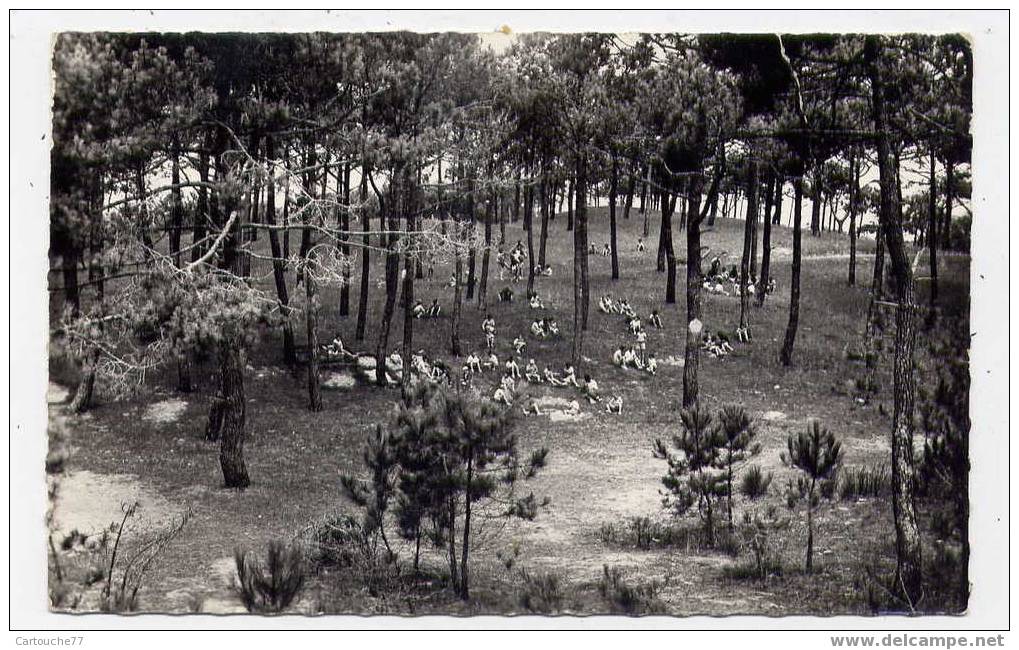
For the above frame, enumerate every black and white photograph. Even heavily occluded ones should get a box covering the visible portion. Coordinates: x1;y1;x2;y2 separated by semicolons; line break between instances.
8;7;1010;638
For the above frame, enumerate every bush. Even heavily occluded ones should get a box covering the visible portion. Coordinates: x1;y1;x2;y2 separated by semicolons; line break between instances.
740;465;773;500
310;514;398;597
517;568;565;614
597;565;666;615
235;540;306;614
598;516;713;552
839;465;890;500
726;511;786;581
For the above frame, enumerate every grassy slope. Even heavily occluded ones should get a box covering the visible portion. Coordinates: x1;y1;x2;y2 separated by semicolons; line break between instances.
60;205;970;615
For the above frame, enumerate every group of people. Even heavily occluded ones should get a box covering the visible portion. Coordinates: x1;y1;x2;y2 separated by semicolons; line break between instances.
701;329;736;358
703;255;778;298
496;241;528;282
530;316;561;339
611;345;658;376
598;294;664;376
411;298;443;319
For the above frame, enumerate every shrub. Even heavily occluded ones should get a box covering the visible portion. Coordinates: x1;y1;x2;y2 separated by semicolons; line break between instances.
311;514;398;597
517;568;565;614
653;406;726;546
597;565;666;615
740;465;773;500
99;503;192;613
782;421;843;573
235;539;306;614
839;465;890;500
726;511;786;581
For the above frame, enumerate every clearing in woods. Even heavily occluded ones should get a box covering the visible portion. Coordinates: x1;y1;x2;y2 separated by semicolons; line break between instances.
53;209;969;615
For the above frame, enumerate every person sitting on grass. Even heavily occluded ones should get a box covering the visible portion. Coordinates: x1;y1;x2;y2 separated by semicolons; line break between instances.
322;335;355;360
466;351;482;374
430;362;448;384
428;299;442;317
483;351;499;372
525;359;541;383
542;265;553;277
544;366;564;386
562;364;580;388
606;395;623;414
598;294;615;314
645;353;658;376
589;243;598;255
493;375;515;406
708;255;722;278
411;350;428;374
602;243;611;257
530;319;546;338
564;400;582;417
461;363;473;387
612;346;625;367
717;331;734;353
618;299;636;319
412;300;427;319
622;346;638;369
521;395;543;416
505;356;521;379
529;292;545;310
701;331;730;358
513;335;526;355
636;237;645;252
498;286;514;302
650;309;664;330
583;374;601;403
546;318;561;337
766;277;777;294
627;315;642;335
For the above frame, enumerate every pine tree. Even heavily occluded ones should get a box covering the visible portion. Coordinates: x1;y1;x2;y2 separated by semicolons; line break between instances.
782;421;843;572
653;407;728;547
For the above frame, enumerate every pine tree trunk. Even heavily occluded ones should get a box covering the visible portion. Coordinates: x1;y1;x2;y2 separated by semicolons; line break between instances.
478;183;493;309
757;176;776;308
572;153;589;368
305;256;323;412
340;161;351;317
264;136;296;365
780;177;804;366
849;150;859;287
927;147;939;306
193;149;210;262
459;460;473;600
375;172;401;387
566;177;574;232
525;168;537;295
809;169;822;237
806;487;815;572
513;169;521;224
451;252;463;356
609;156;620;280
682;176;705;409
739;161;758;332
356;166;371;341
622;159;636;220
943;159;955;250
538;165;550;268
662;187;677;303
867;35;923;604
218;345;250;489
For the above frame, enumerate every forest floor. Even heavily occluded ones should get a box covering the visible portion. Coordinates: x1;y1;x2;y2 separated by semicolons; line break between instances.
49;208;971;616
